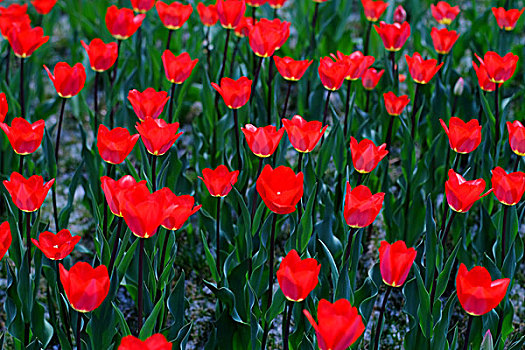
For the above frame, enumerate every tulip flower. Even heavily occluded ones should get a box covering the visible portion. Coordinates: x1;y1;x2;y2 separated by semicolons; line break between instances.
330;51;375;81
118;334;172;350
440;117;482;154
361;68;384;90
159;190;201;231
0;7;30;40
274;56;313;82
361;0;388;22
256;164;303;215
492;7;524;31
394;5;406;23
507;120;525;156
430;27;459;55
59;262;110;312
97;124;139;165
344;184;385;228
383;91;410;116
491;167;525;206
277;249;320;302
318;56;349;91
0;222;12;261
31;229;81;261
379;240;417;287
431;1;460;25
234;16;254;37
135;118;183;156
216;0;246;29
0;118;45;155
268;0;287;9
248;18;290;57
31;0;57;15
472;60;496;92
282;115;327;153
43;62;86;98
247;0;266;6
454;77;464;96
162;51;198;84
81;38;118;73
405;52;443;84
350;137;388;173
303;299;365;350
3;172;54;212
7;25;49;58
197;3;219;26
0;92;7;123
127;88;170;121
374;21;411;52
241;124;284;157
211;77;252;109
105;5;145;40
456;263;510;316
101;175;147;217
199;165;240;197
156;1;193;30
445;169;491;213
131;0;155;13
475;52;519;84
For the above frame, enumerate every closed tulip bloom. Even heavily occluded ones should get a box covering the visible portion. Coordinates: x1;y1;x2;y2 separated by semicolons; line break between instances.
393;5;406;23
118;334;172;350
330;51;375;81
3;172;54;212
318;56;349;91
379;240;417;287
234;17;254;37
304;299;365;350
439;117;482;154
445;169;491;213
135;118;183;156
105;5;145;40
507;120;525;156
431;1;460;25
211;77;252;109
162;50;198;84
374;21;411;52
0;6;30;40
7;25;49;58
216;0;246;29
491;167;525;206
405;52;443;84
274;56;313;82
97;124;139;165
156;1;193;30
344;184;384;228
383;92;410;116
268;0;287;9
0;92;7;123
492;7;524;30
43;62;86;98
248;18;290;57
199;165;239;197
197;3;219;26
31;0;57;14
0;118;45;155
361;68;384;90
277;249;320;302
59;262;110;313
472;61;496;92
350;137;388;173
256;164;303;215
0;222;12;261
241;124;284;157
131;0;155;13
282;115;327;153
361;0;388;22
128;88;170;121
157;189;201;231
456;263;510;316
31;229;81;260
431;27;459;54
475;52;519;84
101;175;147;217
81;39;118;72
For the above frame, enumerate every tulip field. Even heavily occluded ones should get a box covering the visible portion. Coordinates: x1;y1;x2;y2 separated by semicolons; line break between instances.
1;0;525;349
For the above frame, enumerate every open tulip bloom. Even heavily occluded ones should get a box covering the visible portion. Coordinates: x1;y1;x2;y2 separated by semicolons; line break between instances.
0;222;12;261
440;117;482;154
118;333;172;350
256;164;303;215
277;249;320;302
3;172;55;212
445;169;492;213
431;1;460;25
0;118;45;155
492;7;524;31
507;120;525;156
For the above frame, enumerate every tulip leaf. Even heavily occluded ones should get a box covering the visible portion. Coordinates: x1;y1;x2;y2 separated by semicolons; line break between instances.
139;298;164;340
431;292;457;349
297;183;317;253
434;238;461;303
112;302;131;337
318;239;339;293
42;126;57;178
424;195;438;289
414;265;431;338
200;230;219;282
30;301;53;348
58;161;83;229
167;270;186;334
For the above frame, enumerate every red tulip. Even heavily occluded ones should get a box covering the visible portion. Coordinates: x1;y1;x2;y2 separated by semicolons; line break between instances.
162;50;198;84
43;62;86;98
393;5;407;23
97;124;139;165
216;0;246;29
445;169;491;213
0;221;12;261
472;60;496;92
491;167;525;206
3;172;54;212
344;184;384;228
101;175;147;217
81;38;118;73
248;18;290;57
256;164;303;215
131;0;155;13
199;165;239;197
135;118;183;156
456;263;510;316
31;229;81;261
330;51;375;81
430;27;459;55
282;115;327;153
492;7;524;31
439;117;482;154
277;249;320;302
268;0;287;9
0;92;7;123
0;5;30;40
234;17;254;38
303;299;365;350
350;137;388;174
59;262;110;312
156;1;193;30
374;21;411;52
118;334;172;350
318;56;349;91
507;120;525;156
361;0;388;22
405;52;443;84
0;118;45;155
431;1;460;25
475;52;519;84
274;56;313;82
128;88;170;121
105;5;145;40
197;3;219;27
383;91;410;116
7;25;49;58
379;240;417;287
241;124;284;157
361;68;384;90
211;77;252;109
246;0;267;7
157;189;201;231
31;0;57;15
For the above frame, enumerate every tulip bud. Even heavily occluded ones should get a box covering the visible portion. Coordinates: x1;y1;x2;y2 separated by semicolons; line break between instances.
394;5;406;23
481;330;494;350
454;77;464;96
